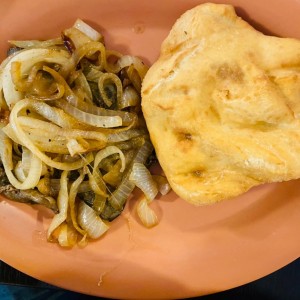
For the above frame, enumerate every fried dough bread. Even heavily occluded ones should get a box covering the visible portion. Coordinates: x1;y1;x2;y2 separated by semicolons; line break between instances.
142;3;300;205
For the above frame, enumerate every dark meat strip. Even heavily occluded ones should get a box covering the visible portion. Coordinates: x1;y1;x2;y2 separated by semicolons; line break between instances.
0;185;58;213
0;163;58;213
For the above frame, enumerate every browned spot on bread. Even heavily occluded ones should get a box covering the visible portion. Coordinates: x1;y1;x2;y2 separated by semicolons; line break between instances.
216;63;244;83
171;84;190;95
156;103;174;111
175;130;194;151
142;84;154;96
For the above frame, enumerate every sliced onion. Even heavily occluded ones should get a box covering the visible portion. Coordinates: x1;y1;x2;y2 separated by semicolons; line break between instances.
63;27;93;50
136;197;158;228
37;178;91;196
67;138;89;156
0;89;8;111
91;194;106;214
0;132;42;189
27;102;74;129
3;124;70;154
30;84;65;101
41;65;80;107
47;170;69;240
107;139;152;211
18;116;107;143
87;168;107;197
100;202;123;221
102;160;122;187
15;61;63;101
105;50;123;73
9;100;94;170
0;50;25;103
69;170;86;236
85;65;103;82
31;140;69;154
56;222;78;247
133;138;153;164
73;19;103;42
9;38;63;49
21;147;31;170
57;100;122;128
77;181;93;193
108;176;135;210
112;136;145;151
108;139;154;209
14;147;32;181
73;71;93;103
117;55;148;80
0;48;26;76
16;97;79;129
14;161;26;182
3;123;28;144
75;101;136;126
2;48;72;108
97;153;119;172
12;141;22;156
98;72;123;107
94;146;125;173
119;86;140;109
72;41;106;68
126;65;142;92
104;152;136;212
87;149;114;201
107;129;146;143
152;175;171;196
129;163;158;201
10;61;29;92
78;201;109;239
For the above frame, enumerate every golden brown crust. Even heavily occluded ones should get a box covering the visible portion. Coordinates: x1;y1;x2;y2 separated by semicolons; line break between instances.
142;3;300;205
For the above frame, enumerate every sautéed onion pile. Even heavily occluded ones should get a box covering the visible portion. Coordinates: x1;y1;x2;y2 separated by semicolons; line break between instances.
0;19;170;247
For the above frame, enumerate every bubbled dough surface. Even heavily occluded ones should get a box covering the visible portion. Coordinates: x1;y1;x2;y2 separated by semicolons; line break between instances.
142;3;300;205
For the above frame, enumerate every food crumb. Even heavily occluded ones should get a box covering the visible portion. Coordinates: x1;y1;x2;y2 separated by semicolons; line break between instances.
123;212;133;241
32;230;47;242
132;22;146;34
97;271;108;286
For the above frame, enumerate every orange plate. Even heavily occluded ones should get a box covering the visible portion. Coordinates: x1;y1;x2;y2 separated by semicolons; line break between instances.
1;0;300;299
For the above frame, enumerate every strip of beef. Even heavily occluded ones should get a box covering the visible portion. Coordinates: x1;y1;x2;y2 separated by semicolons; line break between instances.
0;164;58;213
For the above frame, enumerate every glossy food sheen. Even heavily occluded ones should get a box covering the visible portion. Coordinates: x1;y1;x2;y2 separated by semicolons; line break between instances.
142;3;300;205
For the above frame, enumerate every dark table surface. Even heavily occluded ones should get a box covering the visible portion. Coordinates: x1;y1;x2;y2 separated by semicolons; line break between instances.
0;258;299;299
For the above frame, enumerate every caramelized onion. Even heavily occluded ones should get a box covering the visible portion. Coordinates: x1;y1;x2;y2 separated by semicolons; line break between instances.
129;163;158;201
78;201;109;239
136;196;158;228
0;19;155;248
